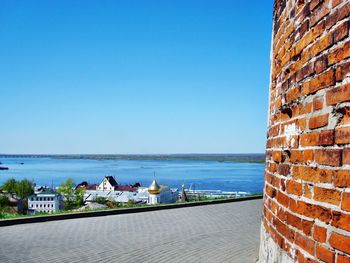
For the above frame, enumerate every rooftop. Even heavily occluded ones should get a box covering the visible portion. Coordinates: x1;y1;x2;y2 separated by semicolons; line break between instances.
0;199;262;263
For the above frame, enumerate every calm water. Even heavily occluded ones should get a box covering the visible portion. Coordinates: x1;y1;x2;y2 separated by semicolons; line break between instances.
0;158;264;193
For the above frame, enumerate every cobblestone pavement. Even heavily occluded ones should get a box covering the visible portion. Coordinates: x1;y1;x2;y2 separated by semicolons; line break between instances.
0;200;262;263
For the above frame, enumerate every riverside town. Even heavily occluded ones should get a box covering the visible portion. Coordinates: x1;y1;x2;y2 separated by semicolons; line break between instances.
0;175;251;217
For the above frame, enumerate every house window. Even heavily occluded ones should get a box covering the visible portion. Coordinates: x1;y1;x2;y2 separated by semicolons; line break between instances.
40;204;42;207
36;204;38;208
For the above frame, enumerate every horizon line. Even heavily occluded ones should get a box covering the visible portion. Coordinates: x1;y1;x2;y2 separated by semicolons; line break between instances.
0;152;265;156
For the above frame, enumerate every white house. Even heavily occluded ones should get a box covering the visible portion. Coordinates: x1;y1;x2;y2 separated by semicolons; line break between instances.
28;189;63;214
97;176;119;191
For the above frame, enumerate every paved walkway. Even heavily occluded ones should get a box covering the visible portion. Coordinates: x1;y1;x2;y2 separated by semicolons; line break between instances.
0;200;262;263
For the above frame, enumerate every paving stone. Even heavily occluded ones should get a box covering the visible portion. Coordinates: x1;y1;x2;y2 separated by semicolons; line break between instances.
0;200;262;263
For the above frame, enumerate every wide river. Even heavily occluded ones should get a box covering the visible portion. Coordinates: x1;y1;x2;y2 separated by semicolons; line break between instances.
0;157;264;193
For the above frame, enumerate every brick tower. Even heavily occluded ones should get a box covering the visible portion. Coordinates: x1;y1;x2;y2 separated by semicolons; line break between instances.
259;0;350;262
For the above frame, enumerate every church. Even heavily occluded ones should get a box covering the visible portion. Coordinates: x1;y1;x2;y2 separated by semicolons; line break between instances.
147;178;178;205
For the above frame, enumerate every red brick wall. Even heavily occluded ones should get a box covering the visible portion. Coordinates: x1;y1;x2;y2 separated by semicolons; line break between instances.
262;0;350;261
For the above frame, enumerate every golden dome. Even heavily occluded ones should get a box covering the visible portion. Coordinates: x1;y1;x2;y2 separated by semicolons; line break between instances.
148;179;161;194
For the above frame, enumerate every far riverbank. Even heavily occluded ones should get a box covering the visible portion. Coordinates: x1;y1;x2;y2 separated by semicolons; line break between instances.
0;153;265;163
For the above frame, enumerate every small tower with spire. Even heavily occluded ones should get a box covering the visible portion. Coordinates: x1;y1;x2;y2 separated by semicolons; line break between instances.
180;181;188;203
148;173;161;204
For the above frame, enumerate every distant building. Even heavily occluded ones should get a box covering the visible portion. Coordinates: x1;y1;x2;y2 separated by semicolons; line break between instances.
180;183;188;203
97;176;118;191
95;176;140;192
28;189;63;214
147;179;178;205
0;191;25;214
75;181;98;190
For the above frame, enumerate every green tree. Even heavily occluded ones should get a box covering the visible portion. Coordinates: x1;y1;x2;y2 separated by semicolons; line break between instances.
0;195;9;209
95;197;107;205
75;187;86;207
2;178;17;194
57;178;75;209
15;179;34;199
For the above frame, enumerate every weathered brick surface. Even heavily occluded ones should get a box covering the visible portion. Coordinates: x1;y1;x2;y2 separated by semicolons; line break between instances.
261;0;350;261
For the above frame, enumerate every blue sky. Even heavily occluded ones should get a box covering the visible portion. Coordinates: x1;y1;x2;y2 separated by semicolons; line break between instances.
1;1;273;154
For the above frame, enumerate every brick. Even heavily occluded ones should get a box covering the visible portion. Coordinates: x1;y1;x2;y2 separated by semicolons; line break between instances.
329;232;350;254
314;148;342;166
295;232;315;255
265;184;277;198
333;20;349;43
310;33;332;57
314;204;332;223
290;149;314;163
281;178;286;191
277;190;289;208
296;63;314;82
296;250;318;263
336;61;350;81
275;218;295;242
303;183;313;199
289;199;332;222
276;205;287;220
327;83;350;105
286;87;301;103
332;0;342;8
313;225;327;242
295;30;315;56
334;170;350;187
337;107;350;126
328;40;350;66
300;132;319;146
337;254;350;263
314;186;341;205
302;70;335;95
310;0;321;11
301;220;313;236
277;163;290;176
319;130;334;146
310;0;331;27
292;166;333;183
313;96;324;111
303;149;314;162
315;55;328;75
326;2;350;29
309;113;329;129
316;245;335;263
272;150;283;162
305;102;312;113
332;211;350;232
335;127;350;145
342;192;350;212
286;180;302;195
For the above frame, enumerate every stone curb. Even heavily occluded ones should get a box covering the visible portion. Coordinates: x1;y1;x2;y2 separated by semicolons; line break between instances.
0;195;263;227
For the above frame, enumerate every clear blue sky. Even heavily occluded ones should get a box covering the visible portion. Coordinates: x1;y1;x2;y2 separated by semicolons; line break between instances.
1;1;273;154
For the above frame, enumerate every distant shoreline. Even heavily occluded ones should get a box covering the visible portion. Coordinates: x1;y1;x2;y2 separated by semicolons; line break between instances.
0;154;265;163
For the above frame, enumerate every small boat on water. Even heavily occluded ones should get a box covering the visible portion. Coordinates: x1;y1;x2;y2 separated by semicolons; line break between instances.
0;167;9;170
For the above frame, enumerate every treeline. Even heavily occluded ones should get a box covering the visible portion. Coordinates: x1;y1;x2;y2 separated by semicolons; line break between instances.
0;154;265;163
